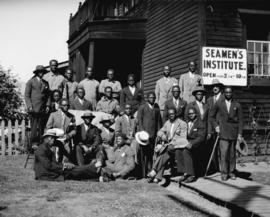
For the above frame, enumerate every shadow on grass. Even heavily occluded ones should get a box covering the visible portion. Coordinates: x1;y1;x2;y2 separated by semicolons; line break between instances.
166;194;219;217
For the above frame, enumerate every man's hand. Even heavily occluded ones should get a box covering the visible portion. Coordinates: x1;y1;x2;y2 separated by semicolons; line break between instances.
113;172;120;178
237;134;242;142
215;126;220;134
27;106;33;113
161;135;167;142
155;144;162;153
185;143;192;150
95;160;102;168
63;162;75;170
45;106;50;114
206;133;212;140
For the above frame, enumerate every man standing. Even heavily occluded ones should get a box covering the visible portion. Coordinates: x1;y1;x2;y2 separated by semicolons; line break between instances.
185;86;209;124
79;66;99;110
75;112;105;167
137;92;162;176
210;86;243;181
34;129;104;181
43;59;65;93
163;85;187;123
155;65;178;116
120;74;144;113
70;87;92;110
96;86;120;116
99;68;122;99
178;107;206;183
179;61;202;103
62;68;78;106
25;65;50;147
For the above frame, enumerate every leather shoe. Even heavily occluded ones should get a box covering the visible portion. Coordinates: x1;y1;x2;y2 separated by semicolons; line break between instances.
183;176;197;183
229;173;236;180
221;174;228;181
178;174;189;183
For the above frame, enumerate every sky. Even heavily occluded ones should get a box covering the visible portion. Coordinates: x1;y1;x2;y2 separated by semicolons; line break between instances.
0;0;81;83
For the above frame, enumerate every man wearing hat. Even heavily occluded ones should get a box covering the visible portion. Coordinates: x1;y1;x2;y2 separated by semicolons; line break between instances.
105;133;136;179
34;129;103;181
25;65;50;148
185;86;209;124
75;112;105;167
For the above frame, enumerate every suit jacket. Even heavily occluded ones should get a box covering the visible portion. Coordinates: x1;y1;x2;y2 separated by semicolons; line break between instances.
120;86;144;111
34;142;64;181
46;110;76;139
137;103;162;139
163;98;187;123
179;72;202;103
187;119;206;149
157;118;187;146
210;99;243;140
70;97;92;111
50;101;60;113
25;76;50;113
75;123;101;150
115;114;136;137
100;126;115;146
185;101;209;123
155;77;178;110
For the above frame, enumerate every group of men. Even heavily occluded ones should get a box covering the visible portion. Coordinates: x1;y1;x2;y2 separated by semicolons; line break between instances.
25;59;243;184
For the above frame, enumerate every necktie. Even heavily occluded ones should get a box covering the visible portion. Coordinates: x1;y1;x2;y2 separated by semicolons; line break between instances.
213;96;217;104
188;122;193;134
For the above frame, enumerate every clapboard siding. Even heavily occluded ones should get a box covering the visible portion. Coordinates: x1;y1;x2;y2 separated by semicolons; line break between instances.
143;0;200;92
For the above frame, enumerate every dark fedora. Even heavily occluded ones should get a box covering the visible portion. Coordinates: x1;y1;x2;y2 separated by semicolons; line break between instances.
210;78;224;87
33;65;47;74
192;86;206;96
100;116;112;124
81;112;95;119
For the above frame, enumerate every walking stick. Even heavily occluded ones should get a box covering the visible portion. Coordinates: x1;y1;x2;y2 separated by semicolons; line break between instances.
204;135;219;178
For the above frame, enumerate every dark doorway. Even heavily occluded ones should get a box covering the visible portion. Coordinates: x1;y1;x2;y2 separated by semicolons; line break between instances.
94;39;145;87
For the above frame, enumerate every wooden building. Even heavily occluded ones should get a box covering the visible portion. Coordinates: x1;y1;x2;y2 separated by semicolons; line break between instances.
68;0;270;153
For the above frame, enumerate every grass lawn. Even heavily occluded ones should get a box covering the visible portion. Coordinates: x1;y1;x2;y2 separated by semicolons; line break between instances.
0;155;208;217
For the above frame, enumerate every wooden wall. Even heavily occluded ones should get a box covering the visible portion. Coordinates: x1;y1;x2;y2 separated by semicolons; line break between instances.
142;0;200;93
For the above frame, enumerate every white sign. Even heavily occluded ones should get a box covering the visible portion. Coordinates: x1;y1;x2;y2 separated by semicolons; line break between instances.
202;47;247;86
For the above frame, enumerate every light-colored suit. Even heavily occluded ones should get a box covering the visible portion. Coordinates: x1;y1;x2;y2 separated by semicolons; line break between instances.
155;77;178;110
115;114;136;138
179;72;202;103
157;118;187;147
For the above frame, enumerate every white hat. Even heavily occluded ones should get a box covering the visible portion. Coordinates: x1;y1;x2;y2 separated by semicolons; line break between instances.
135;131;149;146
42;129;58;138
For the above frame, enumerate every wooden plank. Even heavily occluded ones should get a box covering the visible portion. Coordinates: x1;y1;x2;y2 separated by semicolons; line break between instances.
1;121;5;156
15;120;19;155
8;120;12;156
21;119;25;151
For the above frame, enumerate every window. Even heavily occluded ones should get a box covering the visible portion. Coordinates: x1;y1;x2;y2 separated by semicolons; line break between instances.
247;40;270;76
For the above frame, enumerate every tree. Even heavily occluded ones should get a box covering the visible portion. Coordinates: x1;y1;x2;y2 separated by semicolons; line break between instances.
0;65;23;119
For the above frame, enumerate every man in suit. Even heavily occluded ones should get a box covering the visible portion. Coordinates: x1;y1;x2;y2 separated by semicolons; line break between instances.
155;65;178;116
115;103;136;142
96;86;120;116
178;107;206;184
34;129;106;181
185;86;209;124
163;85;187;123
210;86;243;181
62;68;78;106
147;108;188;183
75;112;105;167
137;92;162;177
25;65;50;147
70;87;92;110
120;74;144;113
46;98;76;162
179;61;203;103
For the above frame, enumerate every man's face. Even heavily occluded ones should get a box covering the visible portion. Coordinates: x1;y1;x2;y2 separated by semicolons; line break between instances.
163;66;171;77
116;136;124;146
53;92;61;102
60;100;69;112
50;61;58;73
77;89;85;99
65;70;73;80
168;109;176;122
107;70;114;80
83;118;92;125
102;121;111;128
148;94;156;105
105;88;112;99
37;71;44;78
172;87;180;99
86;67;93;78
127;76;135;86
47;136;55;147
189;62;196;73
224;87;233;100
125;105;132;116
188;109;196;121
213;85;221;95
195;91;204;102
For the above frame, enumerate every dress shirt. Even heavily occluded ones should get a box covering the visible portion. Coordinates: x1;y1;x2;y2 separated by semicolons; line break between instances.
129;86;136;95
188;121;193;134
84;123;89;132
173;98;179;108
78;98;84;105
169;122;175;140
43;71;65;91
148;103;154;110
196;100;204;116
225;99;231;113
189;71;195;79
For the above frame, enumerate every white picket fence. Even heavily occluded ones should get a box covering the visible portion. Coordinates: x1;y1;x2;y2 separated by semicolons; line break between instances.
0;119;29;156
